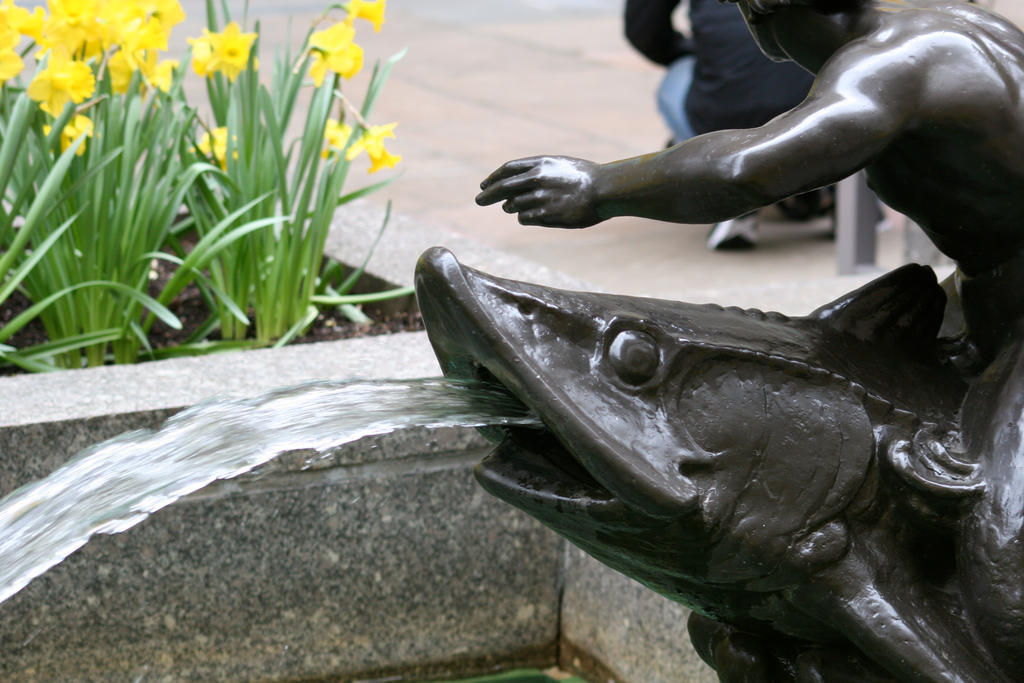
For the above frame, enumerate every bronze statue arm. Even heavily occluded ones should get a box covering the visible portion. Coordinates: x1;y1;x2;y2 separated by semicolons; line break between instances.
593;84;906;223
477;43;916;228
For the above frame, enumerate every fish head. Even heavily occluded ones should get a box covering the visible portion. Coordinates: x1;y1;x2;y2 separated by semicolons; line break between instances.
415;248;966;596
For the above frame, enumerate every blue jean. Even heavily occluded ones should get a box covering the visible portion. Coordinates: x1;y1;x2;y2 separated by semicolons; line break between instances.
657;55;697;143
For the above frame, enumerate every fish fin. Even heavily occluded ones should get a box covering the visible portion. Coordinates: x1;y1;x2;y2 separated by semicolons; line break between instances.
811;264;945;346
883;427;984;527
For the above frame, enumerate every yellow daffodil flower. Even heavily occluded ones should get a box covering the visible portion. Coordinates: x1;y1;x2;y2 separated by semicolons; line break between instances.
346;122;401;174
97;0;144;48
103;23;164;89
27;45;95;115
0;18;22;81
0;14;15;49
186;22;255;81
48;0;99;28
308;21;363;86
143;54;177;93
0;11;23;82
139;0;184;31
43;113;93;155
195;126;239;170
346;0;385;32
108;47;133;93
208;21;255;80
128;17;168;52
344;122;394;160
366;146;400;173
111;47;177;95
0;47;21;82
1;0;44;42
187;31;212;76
322;118;353;158
42;0;103;57
196;126;227;168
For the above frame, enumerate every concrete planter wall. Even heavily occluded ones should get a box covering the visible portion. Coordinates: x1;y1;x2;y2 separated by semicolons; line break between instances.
0;203;714;682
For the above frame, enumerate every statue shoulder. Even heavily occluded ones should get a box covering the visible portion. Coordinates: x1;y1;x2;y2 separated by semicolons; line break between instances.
813;14;1021;116
867;6;1024;78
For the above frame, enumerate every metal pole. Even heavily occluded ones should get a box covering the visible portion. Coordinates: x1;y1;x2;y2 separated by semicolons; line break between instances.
836;171;879;275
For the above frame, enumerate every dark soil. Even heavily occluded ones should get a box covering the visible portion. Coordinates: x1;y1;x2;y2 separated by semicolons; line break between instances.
0;290;50;352
144;274;423;349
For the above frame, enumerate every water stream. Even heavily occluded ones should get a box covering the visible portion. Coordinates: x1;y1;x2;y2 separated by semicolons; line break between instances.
0;377;540;606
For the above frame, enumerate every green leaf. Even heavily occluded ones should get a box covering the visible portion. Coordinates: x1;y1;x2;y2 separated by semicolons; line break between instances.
336;174;400;206
0;281;180;344
0;209;81;306
0;352;63;373
0;132;83;279
17;329;122;360
337;200;392;294
145;251;250;327
272;304;318;348
338;303;371;324
311;285;414;306
0;94;33;196
361;48;407;118
154;193;283;310
258;87;291;209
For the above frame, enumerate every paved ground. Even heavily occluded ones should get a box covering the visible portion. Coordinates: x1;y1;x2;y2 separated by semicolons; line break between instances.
174;0;1023;302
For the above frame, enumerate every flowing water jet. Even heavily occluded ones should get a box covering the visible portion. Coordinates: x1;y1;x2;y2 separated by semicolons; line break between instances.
0;377;540;606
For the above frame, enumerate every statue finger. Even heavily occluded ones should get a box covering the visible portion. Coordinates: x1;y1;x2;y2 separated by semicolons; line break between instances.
479;157;544;190
501;190;548;215
517;208;550;226
476;171;542;206
476;183;513;206
517;207;580;228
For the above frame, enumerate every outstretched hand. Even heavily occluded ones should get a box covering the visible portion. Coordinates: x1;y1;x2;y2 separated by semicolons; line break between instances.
475;156;603;228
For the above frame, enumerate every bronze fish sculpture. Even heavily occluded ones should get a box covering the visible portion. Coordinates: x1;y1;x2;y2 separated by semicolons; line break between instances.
416;247;1020;682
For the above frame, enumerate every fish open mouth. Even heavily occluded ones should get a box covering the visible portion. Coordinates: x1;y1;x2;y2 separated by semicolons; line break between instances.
466;362;621;514
415;247;623;515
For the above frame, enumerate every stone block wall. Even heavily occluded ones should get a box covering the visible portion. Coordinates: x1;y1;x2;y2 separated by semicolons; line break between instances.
560;547;715;683
0;336;560;681
0;423;560;681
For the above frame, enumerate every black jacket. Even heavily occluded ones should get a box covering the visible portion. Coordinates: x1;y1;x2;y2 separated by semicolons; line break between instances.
625;0;814;135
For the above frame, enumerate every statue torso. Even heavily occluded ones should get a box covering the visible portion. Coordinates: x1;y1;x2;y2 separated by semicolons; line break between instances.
853;3;1024;275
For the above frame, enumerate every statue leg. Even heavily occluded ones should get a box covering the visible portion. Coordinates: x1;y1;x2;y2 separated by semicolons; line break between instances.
687;612;775;682
958;337;1024;674
687;612;897;682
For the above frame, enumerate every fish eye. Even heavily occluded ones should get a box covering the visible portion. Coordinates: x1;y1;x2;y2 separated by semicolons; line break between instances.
608;329;660;385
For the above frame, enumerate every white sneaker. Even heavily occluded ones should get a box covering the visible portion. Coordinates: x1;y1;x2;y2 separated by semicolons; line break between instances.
707;214;758;250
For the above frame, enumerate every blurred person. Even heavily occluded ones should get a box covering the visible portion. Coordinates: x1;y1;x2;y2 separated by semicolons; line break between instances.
626;0;828;249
